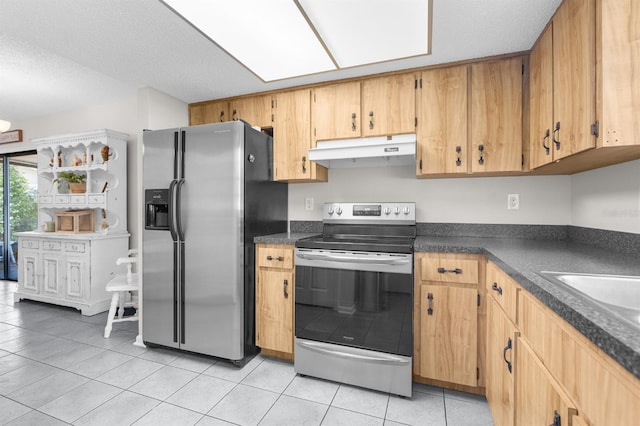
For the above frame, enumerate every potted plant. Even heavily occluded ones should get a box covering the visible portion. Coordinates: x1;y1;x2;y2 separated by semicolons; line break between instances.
53;171;87;193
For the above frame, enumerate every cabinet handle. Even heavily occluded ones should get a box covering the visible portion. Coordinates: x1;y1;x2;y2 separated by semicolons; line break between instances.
437;267;462;274
266;255;284;262
368;111;374;129
478;144;484;165
491;282;503;295
302;156;307;174
455;146;462;166
549;410;561;426
219;111;225;122
552;121;561;150
503;337;513;373
542;128;550;155
427;292;433;315
351;113;357;131
232;109;237;121
283;279;289;298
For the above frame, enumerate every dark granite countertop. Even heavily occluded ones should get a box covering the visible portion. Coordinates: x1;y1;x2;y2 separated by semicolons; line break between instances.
415;236;640;380
255;231;640;379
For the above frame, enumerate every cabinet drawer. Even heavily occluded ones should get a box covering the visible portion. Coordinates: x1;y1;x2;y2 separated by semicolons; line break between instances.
70;195;86;204
486;262;520;323
21;239;40;250
43;240;62;251
88;194;105;204
420;256;479;284
64;242;87;253
55;195;70;204
39;195;54;205
257;246;293;270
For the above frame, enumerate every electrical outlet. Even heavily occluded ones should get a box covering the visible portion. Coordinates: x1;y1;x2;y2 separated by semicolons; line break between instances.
508;194;520;210
304;197;314;211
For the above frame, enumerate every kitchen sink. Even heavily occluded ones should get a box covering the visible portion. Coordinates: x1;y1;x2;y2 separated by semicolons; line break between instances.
539;271;640;330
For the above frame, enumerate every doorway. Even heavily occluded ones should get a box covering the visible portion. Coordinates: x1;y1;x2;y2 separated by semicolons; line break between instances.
0;152;38;280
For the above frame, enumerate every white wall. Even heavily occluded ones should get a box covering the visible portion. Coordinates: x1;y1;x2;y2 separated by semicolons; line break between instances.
289;166;572;225
570;159;640;234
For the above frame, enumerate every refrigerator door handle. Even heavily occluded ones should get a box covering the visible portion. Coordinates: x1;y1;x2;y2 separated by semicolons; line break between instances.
173;240;179;343
176;179;186;241
180;241;186;344
168;179;179;242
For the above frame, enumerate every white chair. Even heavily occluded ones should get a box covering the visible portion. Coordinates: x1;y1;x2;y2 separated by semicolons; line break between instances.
104;249;139;338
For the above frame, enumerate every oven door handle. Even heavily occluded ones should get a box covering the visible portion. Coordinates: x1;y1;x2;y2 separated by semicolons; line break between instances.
296;252;410;265
296;340;410;366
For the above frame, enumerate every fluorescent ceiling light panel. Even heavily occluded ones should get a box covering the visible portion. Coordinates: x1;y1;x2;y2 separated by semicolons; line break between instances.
163;0;336;81
298;0;430;68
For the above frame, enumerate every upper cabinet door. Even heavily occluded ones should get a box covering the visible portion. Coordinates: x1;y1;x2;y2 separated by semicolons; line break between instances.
229;94;273;129
361;73;416;137
416;65;469;176
470;57;524;173
529;24;554;169
273;89;328;182
552;0;596;160
189;101;229;125
312;81;361;141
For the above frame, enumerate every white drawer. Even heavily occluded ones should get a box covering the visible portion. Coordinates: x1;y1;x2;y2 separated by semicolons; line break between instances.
21;239;40;250
43;240;62;251
55;195;70;204
70;195;86;204
64;242;86;253
39;195;54;205
88;194;105;204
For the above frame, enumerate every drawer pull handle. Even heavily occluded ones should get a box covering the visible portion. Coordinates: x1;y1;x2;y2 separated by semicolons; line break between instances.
437;267;462;274
503;337;513;373
266;256;284;261
283;279;289;298
427;292;433;315
491;282;503;295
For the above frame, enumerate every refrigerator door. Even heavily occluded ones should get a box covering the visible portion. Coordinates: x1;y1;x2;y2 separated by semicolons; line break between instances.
179;122;244;359
142;128;181;349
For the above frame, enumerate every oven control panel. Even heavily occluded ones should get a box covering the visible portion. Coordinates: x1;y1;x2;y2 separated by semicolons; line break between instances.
323;202;416;224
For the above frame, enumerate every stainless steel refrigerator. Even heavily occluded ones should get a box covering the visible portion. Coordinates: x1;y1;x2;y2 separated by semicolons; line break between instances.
142;121;287;364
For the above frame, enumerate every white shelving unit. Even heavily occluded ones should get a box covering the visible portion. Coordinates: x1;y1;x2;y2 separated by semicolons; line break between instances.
15;129;130;315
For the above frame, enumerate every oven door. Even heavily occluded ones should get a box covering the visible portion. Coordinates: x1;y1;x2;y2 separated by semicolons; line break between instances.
294;248;413;357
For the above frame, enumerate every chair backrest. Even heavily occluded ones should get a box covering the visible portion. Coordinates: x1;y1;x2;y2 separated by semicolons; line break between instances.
116;249;138;284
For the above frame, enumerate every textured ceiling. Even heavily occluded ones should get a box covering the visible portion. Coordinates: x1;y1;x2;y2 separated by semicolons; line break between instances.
0;0;562;123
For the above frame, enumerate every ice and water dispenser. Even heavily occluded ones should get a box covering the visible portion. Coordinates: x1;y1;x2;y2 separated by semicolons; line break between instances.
145;189;170;230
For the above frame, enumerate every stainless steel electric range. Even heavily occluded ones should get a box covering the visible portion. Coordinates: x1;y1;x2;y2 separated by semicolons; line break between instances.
294;202;416;397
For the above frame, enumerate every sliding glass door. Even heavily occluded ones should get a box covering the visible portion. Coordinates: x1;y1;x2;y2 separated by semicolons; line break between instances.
0;152;38;280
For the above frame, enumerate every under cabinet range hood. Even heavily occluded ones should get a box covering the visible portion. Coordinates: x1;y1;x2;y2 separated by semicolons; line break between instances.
308;134;416;168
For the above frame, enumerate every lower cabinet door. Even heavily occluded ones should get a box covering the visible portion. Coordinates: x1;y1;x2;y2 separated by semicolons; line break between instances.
516;337;577;426
486;298;517;426
42;253;64;298
65;255;89;300
419;284;478;386
19;250;40;294
256;270;293;354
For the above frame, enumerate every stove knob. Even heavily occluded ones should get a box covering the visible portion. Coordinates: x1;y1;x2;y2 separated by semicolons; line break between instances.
383;207;391;215
336;207;343;215
393;207;400;215
403;206;411;215
327;206;334;215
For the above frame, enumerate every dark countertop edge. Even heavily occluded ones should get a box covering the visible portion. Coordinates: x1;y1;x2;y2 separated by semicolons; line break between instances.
414;239;640;381
254;232;640;380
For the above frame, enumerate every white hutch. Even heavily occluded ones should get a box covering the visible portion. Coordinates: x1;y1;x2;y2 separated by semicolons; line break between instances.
15;129;129;315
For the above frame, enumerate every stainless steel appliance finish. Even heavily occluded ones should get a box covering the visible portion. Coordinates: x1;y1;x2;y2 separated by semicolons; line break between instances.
142;121;287;364
294;202;415;397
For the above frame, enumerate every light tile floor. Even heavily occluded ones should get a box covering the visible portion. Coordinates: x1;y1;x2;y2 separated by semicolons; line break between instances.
0;281;494;425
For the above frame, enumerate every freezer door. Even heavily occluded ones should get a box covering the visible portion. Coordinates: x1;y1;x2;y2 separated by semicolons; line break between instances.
142;128;180;349
179;122;245;360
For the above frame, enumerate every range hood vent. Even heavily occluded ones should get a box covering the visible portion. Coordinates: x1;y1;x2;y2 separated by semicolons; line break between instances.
308;134;416;168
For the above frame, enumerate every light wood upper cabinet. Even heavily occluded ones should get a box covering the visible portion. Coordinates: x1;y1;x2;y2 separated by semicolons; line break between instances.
273;89;328;182
529;23;555;169
189;100;229;125
552;0;596;161
312;81;361;141
361;73;416;137
229;94;273;129
470;57;523;173
416;65;469;176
